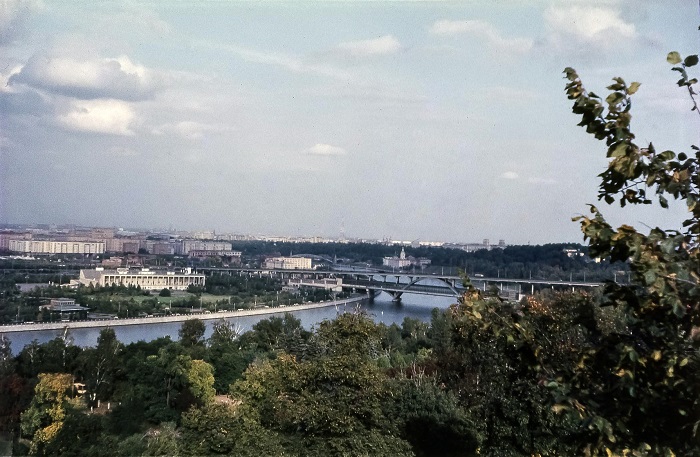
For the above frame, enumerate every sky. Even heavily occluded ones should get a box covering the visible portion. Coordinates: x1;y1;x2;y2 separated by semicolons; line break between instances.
0;0;698;244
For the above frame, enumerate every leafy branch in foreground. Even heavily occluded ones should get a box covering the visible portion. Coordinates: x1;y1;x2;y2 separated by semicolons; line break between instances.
558;52;700;456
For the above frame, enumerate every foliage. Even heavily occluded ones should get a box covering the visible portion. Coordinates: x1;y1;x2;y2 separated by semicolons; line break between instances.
20;372;74;455
186;359;215;405
435;292;582;456
179;402;287;456
559;52;700;455
79;328;122;404
382;379;478;457
237;313;310;355
229;312;416;456
179;319;205;348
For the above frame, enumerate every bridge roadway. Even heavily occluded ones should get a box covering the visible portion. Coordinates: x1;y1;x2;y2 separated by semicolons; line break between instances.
287;277;463;299
196;267;603;301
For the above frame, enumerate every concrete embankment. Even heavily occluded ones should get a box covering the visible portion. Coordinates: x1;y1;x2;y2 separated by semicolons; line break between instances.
0;295;368;333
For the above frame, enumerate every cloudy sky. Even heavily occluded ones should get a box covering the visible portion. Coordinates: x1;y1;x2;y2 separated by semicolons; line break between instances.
0;0;697;244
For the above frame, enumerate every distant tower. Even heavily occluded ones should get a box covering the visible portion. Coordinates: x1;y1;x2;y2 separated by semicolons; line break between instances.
340;220;346;242
400;247;406;259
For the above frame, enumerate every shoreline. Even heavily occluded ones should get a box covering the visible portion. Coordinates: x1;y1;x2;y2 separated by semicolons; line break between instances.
0;295;369;334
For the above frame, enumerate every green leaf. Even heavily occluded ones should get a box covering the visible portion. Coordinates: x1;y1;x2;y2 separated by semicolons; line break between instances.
628;82;641;94
667;51;682;65
605;92;624;106
684;55;699;67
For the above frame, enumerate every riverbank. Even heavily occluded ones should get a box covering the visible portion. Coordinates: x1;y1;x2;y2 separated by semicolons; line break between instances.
0;295;369;333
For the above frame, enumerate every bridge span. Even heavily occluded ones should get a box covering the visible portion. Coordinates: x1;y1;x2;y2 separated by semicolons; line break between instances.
195;267;603;302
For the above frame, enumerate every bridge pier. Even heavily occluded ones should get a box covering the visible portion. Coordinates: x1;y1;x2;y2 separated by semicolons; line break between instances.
388;291;403;303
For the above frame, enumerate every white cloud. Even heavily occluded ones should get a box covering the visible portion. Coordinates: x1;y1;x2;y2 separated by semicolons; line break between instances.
337;35;401;56
305;143;346;156
55;99;136;136
10;54;161;101
544;5;637;52
429;19;533;54
500;171;519;180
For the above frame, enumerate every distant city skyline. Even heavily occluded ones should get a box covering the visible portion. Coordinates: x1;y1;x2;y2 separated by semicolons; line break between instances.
1;1;695;244
0;221;509;247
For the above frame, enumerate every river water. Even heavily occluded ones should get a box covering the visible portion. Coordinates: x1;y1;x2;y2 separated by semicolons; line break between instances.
4;292;456;355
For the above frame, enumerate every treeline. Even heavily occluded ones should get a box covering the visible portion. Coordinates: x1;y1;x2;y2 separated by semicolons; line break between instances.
1;284;696;456
234;241;620;281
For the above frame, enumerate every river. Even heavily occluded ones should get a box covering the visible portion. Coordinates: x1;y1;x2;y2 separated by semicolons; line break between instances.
3;292;456;355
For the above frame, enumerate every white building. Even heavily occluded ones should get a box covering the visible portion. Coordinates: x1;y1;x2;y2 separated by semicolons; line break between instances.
9;239;105;255
75;267;205;290
265;256;312;270
383;247;412;269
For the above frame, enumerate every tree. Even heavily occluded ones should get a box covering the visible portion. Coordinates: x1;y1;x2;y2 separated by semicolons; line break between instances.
208;319;240;351
555;52;700;455
229;312;414;455
207;320;250;393
186;359;215;405
437;292;579;456
179;402;286;456
179;319;205;348
80;328;122;404
238;314;309;354
0;335;13;376
159;288;171;297
20;372;74;455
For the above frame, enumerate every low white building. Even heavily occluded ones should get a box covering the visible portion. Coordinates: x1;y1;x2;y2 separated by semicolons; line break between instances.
75;267;205;290
265;256;312;270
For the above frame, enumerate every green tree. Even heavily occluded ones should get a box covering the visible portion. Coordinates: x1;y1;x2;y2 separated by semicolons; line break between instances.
436;292;578;456
186;359;215;405
179;319;206;348
230;313;414;456
80;328;122;404
557;52;700;455
208;319;240;350
207;320;253;393
382;379;478;457
142;422;180;457
179;402;286;456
